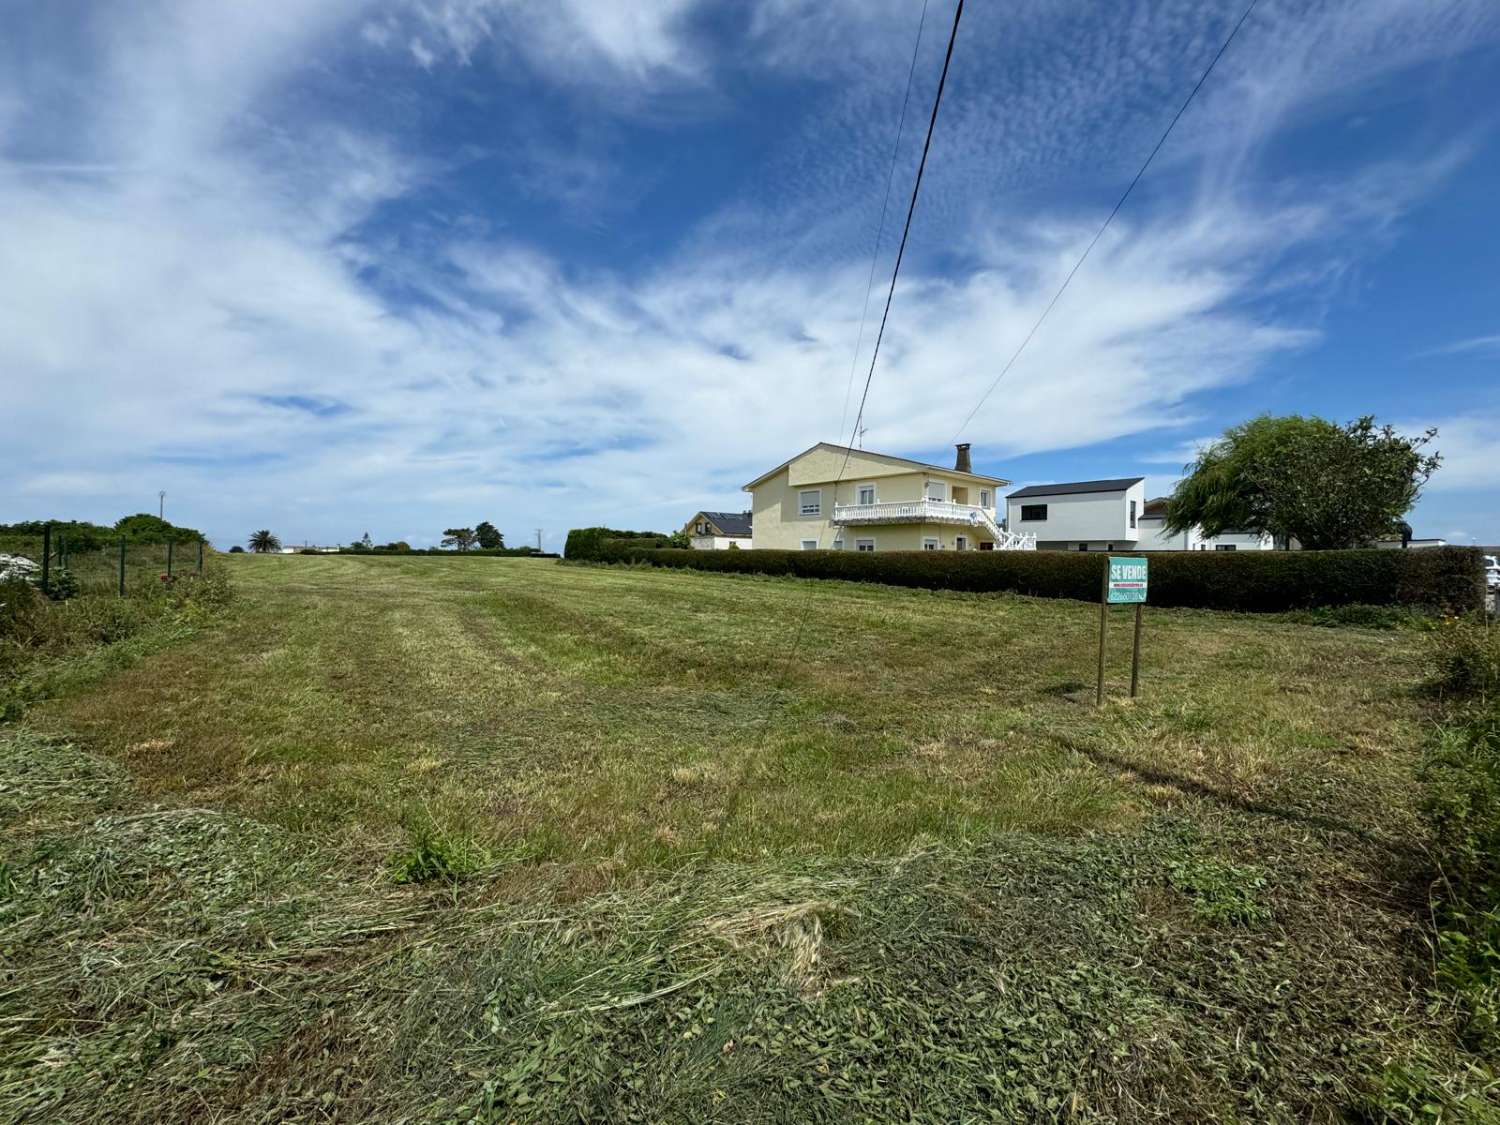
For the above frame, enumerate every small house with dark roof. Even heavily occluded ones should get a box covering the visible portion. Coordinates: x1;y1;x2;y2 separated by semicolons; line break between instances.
681;510;753;550
1005;477;1147;552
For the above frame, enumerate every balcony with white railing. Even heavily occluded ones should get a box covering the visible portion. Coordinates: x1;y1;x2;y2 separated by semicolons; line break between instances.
830;499;1036;549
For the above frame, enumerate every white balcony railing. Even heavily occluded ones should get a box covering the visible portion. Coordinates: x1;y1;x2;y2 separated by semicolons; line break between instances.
830;499;1036;550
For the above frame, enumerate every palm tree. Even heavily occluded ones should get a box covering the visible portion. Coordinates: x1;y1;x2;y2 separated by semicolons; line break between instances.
248;530;282;553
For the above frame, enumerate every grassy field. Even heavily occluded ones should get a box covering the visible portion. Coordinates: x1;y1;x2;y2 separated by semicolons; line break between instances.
3;554;1496;1121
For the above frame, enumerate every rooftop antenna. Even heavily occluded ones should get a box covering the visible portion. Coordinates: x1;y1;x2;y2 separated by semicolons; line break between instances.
857;425;869;449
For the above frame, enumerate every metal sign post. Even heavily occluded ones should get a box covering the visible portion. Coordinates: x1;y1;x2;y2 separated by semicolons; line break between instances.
1098;556;1148;704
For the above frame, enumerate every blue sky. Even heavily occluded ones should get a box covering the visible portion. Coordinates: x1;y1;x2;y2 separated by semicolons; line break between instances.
4;0;1498;549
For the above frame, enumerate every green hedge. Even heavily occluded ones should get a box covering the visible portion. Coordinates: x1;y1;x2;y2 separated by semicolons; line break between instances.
336;547;559;558
564;528;670;559
567;535;1484;613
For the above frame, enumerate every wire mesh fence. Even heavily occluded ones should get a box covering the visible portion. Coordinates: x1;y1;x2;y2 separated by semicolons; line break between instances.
0;528;207;597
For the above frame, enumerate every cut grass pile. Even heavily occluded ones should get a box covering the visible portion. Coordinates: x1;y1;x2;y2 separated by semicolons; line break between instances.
2;554;1497;1120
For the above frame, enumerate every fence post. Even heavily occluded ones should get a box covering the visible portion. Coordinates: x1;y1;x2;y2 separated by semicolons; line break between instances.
119;538;127;596
41;523;51;594
167;540;174;579
198;540;204;574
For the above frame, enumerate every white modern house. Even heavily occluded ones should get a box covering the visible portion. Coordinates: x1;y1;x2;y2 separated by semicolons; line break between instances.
1136;498;1275;552
1006;478;1148;552
1006;482;1277;552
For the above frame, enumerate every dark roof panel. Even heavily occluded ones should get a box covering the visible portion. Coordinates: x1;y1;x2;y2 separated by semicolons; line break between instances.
700;511;752;536
1007;477;1145;499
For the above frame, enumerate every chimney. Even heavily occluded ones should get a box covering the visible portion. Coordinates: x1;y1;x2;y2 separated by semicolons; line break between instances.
954;443;972;473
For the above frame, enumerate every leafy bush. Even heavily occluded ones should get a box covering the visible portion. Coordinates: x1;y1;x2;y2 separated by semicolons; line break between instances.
566;536;1484;613
1421;710;1500;1050
1425;617;1500;703
42;569;79;602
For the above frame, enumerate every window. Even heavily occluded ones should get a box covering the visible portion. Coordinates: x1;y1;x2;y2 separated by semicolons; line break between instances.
832;539;845;550
979;490;991;508
855;539;875;552
856;484;876;506
926;481;946;502
1129;500;1137;529
1020;504;1048;522
799;489;821;516
696;521;706;535
923;537;939;550
978;541;994;551
1078;544;1090;551
801;539;818;550
956;536;969;551
1215;544;1237;551
1106;543;1115;551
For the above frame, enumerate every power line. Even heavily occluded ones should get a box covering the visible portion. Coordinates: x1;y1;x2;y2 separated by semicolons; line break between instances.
708;0;968;845
951;0;1259;441
847;0;965;455
836;0;931;442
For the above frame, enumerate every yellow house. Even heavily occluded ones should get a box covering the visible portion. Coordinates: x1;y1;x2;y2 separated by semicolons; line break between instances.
742;442;1034;551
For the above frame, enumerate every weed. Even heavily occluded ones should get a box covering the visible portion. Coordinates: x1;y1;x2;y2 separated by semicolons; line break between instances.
1166;853;1271;926
388;815;491;884
1424;616;1500;703
1422;710;1500;1050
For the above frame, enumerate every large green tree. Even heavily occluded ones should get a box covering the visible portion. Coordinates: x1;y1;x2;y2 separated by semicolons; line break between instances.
474;521;504;549
1165;415;1441;549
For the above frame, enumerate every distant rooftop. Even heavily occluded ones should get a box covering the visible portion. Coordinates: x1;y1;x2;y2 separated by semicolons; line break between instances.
699;511;752;536
1008;477;1145;499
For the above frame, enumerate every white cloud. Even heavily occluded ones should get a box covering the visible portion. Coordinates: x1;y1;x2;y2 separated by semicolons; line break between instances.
1410;415;1500;491
3;0;1499;548
384;0;703;88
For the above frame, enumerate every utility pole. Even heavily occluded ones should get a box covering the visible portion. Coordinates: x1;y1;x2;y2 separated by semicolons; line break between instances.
158;490;166;519
535;528;543;552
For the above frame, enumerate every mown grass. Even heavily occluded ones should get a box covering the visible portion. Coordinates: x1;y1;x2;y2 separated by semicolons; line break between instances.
3;554;1497;1120
30;554;1429;869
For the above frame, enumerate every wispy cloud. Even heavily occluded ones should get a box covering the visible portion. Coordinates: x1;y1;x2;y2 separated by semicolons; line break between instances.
1419;333;1500;357
3;0;1499;546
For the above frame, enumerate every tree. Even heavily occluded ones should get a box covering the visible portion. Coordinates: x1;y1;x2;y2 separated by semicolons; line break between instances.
248;530;282;553
359;531;374;550
441;527;477;551
474;521;504;549
115;513;205;544
1165;415;1441;549
228;545;245;553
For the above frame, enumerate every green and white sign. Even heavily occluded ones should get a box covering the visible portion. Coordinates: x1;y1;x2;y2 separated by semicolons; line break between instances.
1106;556;1148;604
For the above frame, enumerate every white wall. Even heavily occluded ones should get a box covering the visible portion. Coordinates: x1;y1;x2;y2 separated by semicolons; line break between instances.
690;535;750;550
1007;481;1145;547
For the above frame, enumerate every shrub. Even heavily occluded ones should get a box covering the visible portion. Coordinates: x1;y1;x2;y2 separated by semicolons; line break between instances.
564;527;669;560
1421;710;1500;1050
42;569;79;602
565;537;1484;614
1425;617;1500;703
